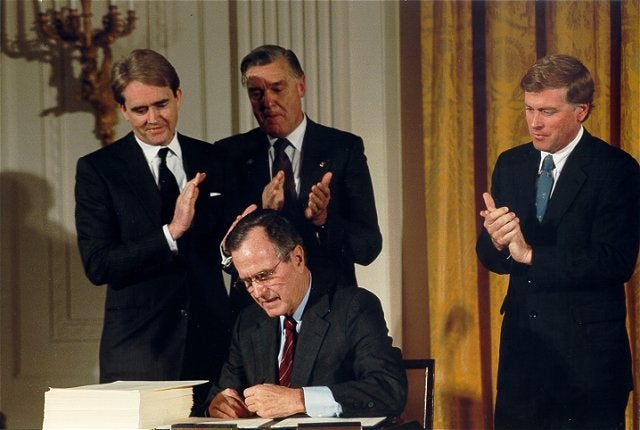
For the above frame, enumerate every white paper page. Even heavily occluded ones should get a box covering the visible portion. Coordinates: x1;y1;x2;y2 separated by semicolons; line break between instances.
159;417;274;429
270;417;386;428
48;380;208;392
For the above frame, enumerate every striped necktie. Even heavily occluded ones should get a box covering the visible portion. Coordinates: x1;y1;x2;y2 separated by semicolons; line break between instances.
278;316;297;387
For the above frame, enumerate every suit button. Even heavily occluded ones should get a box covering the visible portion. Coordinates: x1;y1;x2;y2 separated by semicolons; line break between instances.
529;311;537;319
180;309;189;317
367;401;374;408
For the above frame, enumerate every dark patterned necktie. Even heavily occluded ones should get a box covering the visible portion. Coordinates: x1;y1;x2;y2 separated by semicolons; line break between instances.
535;154;555;222
157;147;180;225
272;139;297;209
278;316;297;387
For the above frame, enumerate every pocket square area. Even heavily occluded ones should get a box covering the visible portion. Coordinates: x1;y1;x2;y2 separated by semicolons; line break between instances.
209;192;222;197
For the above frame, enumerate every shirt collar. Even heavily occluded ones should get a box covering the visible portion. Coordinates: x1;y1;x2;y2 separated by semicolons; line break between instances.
135;132;183;163
268;115;307;153
539;125;583;167
284;272;312;325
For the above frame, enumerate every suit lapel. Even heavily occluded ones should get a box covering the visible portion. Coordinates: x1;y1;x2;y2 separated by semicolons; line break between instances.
251;315;279;384
246;134;271;196
508;145;540;232
178;134;197;179
291;290;331;386
177;134;214;180
116;134;162;222
299;121;332;200
543;134;591;223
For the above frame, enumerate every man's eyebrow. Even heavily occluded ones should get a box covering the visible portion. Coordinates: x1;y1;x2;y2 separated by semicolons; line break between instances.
130;98;170;110
240;262;281;281
247;79;287;88
152;98;170;105
525;104;558;111
248;267;271;279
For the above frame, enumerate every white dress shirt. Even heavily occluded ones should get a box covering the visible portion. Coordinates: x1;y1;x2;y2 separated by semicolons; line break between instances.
268;115;307;196
136;133;185;252
538;125;583;196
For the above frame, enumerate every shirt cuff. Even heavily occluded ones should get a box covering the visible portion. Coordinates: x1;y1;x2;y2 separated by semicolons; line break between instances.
163;224;178;254
302;386;343;417
220;243;232;267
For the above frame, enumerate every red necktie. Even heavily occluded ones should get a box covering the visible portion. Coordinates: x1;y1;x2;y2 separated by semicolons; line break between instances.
278;316;297;387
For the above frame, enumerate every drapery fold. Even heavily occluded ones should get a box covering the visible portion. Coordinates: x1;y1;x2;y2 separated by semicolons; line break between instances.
415;1;639;428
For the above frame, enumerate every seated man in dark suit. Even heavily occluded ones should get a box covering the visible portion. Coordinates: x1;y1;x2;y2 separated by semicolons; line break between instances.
206;209;406;419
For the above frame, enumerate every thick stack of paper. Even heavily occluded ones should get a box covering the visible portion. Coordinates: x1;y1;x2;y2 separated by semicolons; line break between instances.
42;380;206;430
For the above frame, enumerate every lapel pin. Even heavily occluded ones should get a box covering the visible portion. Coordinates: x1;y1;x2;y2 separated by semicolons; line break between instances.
319;161;327;168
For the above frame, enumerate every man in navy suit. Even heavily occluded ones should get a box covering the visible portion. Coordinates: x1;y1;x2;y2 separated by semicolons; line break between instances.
75;49;235;408
216;45;382;287
477;54;639;430
206;210;406;419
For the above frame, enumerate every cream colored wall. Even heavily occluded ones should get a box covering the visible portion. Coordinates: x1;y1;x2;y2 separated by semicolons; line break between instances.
0;1;403;427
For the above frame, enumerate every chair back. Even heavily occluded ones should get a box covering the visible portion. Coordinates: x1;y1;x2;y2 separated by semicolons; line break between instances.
403;359;435;430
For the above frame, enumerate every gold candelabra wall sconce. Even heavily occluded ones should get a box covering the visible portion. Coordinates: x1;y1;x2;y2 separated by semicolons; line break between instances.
37;0;136;145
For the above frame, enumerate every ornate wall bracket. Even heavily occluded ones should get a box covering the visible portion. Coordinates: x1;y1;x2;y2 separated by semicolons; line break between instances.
37;0;136;145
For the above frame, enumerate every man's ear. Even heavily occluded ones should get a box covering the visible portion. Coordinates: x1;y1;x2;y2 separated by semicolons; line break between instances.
292;244;305;269
175;87;183;108
297;74;306;98
576;103;589;122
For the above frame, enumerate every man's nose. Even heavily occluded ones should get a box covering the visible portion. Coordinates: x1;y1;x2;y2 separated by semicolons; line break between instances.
530;112;542;128
251;282;269;295
147;106;159;122
262;90;275;107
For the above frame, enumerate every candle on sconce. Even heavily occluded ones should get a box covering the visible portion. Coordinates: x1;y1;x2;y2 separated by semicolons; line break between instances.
128;0;134;11
70;0;77;9
38;0;45;12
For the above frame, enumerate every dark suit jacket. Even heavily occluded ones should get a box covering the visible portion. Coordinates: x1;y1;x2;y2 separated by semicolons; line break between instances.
75;133;236;391
215;119;382;286
207;272;407;418
476;130;639;425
